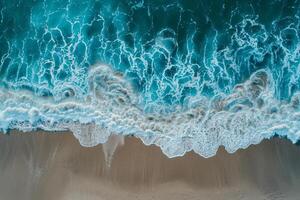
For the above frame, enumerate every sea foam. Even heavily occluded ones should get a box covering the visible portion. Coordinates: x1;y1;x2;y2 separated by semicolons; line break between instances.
1;64;300;158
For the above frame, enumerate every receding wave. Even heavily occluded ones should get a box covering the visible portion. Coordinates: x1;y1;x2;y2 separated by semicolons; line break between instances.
0;0;300;157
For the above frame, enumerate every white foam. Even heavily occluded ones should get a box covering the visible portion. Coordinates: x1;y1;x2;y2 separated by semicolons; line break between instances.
0;65;300;158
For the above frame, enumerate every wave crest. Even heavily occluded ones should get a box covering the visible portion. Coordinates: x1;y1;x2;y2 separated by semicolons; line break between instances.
1;65;300;158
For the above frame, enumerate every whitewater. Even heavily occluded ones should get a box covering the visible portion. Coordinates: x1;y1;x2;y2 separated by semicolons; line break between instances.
0;0;300;157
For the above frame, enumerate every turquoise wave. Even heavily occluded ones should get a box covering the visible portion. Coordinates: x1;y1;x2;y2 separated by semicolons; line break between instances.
0;0;300;157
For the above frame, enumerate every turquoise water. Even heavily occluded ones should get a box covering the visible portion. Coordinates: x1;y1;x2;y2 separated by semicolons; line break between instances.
0;0;300;157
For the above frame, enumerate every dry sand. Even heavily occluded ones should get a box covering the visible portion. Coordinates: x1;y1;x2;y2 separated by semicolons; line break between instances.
0;131;300;200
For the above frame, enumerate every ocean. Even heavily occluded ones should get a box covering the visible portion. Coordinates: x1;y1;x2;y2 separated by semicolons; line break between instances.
0;0;300;157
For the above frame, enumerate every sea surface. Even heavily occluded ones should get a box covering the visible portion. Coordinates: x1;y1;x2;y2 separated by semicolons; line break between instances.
0;0;300;157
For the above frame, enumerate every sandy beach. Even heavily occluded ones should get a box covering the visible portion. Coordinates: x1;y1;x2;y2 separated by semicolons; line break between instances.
0;131;300;200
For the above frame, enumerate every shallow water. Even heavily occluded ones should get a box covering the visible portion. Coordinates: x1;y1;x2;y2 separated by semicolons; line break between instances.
0;131;300;200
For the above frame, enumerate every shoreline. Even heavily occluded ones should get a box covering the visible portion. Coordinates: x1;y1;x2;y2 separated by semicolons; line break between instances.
0;131;300;199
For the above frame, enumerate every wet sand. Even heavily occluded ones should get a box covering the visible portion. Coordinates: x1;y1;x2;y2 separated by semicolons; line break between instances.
0;131;300;200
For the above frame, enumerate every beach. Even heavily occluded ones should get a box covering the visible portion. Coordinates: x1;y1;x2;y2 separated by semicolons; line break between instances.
1;0;300;199
0;131;300;200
